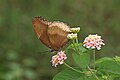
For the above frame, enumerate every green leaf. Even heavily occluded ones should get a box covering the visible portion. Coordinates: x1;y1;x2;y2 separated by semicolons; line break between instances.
114;56;120;63
66;43;87;54
72;53;90;69
66;44;76;54
53;68;104;80
87;76;104;80
53;68;83;80
78;43;87;53
95;57;113;65
98;60;120;75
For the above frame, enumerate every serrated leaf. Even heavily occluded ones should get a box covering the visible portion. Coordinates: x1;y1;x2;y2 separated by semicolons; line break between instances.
53;68;83;80
95;57;113;65
72;53;90;69
87;76;104;80
114;56;120;63
98;60;120;75
53;67;104;80
78;43;87;53
66;43;87;54
66;44;76;53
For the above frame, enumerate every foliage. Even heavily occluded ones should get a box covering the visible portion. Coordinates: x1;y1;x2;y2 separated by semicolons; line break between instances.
53;33;120;80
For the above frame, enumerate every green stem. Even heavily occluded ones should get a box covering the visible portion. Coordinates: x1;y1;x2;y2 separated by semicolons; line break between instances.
76;38;81;53
93;49;96;70
72;39;80;55
64;62;84;74
106;72;112;80
87;66;99;80
75;38;78;44
72;39;75;44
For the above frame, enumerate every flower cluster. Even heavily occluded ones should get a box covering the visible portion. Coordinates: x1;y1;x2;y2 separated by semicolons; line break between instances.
83;34;105;50
51;51;67;67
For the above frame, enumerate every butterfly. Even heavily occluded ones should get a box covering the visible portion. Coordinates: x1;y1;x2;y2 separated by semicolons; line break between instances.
32;16;71;51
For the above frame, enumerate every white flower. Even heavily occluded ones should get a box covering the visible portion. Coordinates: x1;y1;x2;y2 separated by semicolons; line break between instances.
70;27;80;33
83;34;105;50
51;51;67;67
67;33;77;39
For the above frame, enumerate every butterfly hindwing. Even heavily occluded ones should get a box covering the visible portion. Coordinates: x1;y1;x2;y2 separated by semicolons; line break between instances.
32;16;51;49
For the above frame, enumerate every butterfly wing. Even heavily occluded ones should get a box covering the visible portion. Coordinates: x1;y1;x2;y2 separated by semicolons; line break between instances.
47;22;70;51
32;16;51;49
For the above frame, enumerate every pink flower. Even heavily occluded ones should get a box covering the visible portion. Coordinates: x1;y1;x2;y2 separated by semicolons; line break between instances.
83;34;105;50
51;51;67;67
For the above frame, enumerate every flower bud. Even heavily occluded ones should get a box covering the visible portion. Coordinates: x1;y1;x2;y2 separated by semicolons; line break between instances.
67;33;77;39
70;27;80;33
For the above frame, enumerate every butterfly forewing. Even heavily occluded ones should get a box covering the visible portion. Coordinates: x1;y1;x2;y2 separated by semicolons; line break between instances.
32;17;51;49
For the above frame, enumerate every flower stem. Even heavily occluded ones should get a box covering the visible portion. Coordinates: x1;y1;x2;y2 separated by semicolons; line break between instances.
93;49;96;70
87;66;99;80
72;39;80;55
64;62;84;74
75;38;78;44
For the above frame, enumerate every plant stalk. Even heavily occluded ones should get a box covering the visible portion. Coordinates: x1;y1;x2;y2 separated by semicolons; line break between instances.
93;49;96;70
87;66;99;80
72;39;80;55
64;62;84;74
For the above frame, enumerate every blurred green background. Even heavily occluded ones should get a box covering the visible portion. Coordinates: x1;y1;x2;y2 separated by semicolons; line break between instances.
0;0;120;80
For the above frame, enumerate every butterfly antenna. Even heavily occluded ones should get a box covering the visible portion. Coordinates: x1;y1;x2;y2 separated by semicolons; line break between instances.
37;49;58;54
37;50;51;54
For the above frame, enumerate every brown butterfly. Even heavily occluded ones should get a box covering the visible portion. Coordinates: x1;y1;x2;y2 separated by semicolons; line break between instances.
32;16;71;51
